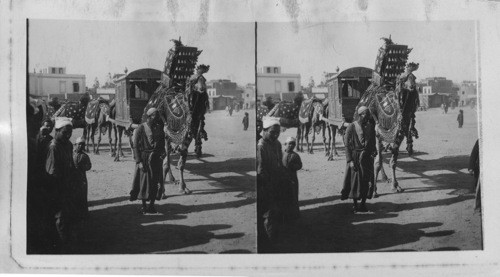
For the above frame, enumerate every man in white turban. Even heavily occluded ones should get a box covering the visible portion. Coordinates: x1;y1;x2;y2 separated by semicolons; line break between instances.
45;116;76;249
54;117;73;130
257;116;290;247
130;105;166;214
341;105;376;214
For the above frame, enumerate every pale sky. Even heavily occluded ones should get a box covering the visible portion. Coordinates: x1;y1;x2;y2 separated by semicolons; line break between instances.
257;21;477;86
29;20;255;87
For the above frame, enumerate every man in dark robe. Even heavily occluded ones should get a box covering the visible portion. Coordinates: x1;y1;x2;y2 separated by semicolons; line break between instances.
45;117;76;249
242;112;249;131
257;116;290;247
341;106;376;213
457;110;464;128
282;136;302;221
73;137;92;221
130;108;166;214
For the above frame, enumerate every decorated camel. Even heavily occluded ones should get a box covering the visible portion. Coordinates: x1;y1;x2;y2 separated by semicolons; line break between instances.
137;38;208;193
353;37;420;195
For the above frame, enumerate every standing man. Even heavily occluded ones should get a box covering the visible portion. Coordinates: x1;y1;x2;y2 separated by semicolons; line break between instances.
341;106;376;213
457;109;464;128
282;136;303;221
242;112;249;131
257;117;289;247
73;137;92;221
130;108;166;214
45;117;75;250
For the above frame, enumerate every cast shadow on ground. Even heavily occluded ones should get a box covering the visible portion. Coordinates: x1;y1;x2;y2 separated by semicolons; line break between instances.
261;194;469;253
71;201;247;254
179;157;256;198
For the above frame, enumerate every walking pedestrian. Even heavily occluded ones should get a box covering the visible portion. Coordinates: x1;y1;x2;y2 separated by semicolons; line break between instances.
45;117;76;251
282;136;302;221
229;104;234;116
457;109;464;128
130;108;166;214
242;112;249;131
341;106;376;213
257;116;289;246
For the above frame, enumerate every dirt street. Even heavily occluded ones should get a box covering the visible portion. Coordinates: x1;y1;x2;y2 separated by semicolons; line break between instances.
69;109;256;254
268;107;482;253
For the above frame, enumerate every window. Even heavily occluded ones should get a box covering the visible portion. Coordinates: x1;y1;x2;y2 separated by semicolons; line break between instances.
462;91;465;95
266;67;271;73
288;81;295;92
51;68;56;74
73;82;80;93
275;80;281;92
59;68;64;74
274;67;278;73
246;93;249;98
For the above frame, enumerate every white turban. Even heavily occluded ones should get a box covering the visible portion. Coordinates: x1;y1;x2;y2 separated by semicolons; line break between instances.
357;106;368;115
75;137;86;144
262;116;280;129
146;107;158;116
286;137;296;143
54;117;73;129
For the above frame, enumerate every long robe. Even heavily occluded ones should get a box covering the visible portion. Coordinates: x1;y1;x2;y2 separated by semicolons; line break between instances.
341;120;376;200
282;150;302;220
73;151;92;220
130;122;165;201
45;138;76;242
457;112;464;128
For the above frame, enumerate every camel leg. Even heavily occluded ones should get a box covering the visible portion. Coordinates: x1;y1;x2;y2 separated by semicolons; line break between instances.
322;123;329;157
390;148;404;192
85;125;90;152
309;125;315;154
111;124;117;157
96;127;102;155
296;126;302;152
107;124;113;154
119;127;125;157
177;146;192;194
114;127;122;162
163;141;175;183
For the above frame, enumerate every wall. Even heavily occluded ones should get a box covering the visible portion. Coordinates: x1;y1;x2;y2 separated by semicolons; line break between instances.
29;73;86;97
257;73;301;99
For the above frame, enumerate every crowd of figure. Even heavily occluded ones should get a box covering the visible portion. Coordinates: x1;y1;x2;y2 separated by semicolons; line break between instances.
27;106;92;253
257;117;302;249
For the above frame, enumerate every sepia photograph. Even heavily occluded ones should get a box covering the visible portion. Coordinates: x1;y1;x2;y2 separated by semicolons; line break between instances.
256;20;482;253
26;20;257;254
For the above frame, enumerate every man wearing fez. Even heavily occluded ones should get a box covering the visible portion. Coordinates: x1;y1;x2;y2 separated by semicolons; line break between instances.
130;108;166;214
257;116;289;246
341;106;376;213
45;117;75;248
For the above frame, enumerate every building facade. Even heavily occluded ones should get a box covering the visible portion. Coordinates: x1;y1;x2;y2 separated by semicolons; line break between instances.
242;84;255;109
29;67;86;100
207;79;243;99
459;80;477;106
257;66;301;101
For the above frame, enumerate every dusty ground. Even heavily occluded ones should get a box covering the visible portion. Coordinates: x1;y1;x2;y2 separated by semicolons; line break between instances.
69;109;256;254
266;107;482;253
